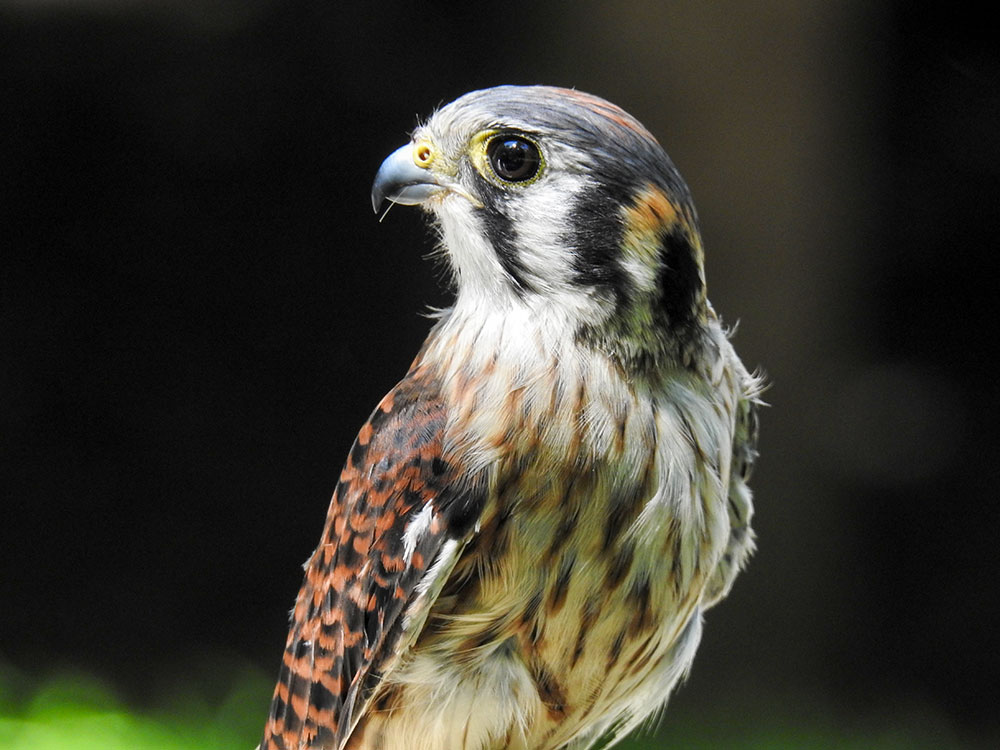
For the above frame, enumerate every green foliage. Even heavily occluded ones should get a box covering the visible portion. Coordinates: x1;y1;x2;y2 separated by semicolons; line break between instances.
0;660;270;750
0;661;987;750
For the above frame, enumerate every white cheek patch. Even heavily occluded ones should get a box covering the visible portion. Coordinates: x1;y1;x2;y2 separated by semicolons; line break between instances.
507;173;591;293
435;197;513;305
433;171;609;326
427;134;618;332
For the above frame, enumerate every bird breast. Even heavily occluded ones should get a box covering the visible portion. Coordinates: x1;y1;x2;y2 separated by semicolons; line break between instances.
380;306;739;749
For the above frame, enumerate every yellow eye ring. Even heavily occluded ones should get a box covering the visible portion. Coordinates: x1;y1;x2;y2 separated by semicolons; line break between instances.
470;130;545;187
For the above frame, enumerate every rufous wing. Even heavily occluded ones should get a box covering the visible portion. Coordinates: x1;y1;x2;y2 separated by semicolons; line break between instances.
260;370;486;750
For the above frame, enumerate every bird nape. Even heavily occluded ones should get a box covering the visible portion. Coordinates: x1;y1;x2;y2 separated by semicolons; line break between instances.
260;85;761;750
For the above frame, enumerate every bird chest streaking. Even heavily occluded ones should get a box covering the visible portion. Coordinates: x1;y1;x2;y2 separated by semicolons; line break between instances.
260;85;761;750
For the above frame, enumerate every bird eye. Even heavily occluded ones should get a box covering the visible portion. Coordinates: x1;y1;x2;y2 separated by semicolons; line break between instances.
486;135;541;183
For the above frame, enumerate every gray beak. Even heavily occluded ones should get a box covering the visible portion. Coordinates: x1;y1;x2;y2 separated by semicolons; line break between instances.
370;143;443;213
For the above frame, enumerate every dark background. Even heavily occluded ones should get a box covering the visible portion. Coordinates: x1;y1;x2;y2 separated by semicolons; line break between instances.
2;1;998;747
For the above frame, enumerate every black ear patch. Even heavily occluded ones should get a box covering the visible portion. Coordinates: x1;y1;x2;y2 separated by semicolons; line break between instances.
656;227;704;329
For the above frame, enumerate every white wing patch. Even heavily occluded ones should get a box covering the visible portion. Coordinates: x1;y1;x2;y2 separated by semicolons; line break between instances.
402;500;436;565
400;538;462;636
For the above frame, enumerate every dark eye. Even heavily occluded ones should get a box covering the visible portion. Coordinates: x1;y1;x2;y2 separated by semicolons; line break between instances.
486;135;541;183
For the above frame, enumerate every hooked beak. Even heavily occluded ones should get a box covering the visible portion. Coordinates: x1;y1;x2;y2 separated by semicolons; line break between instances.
370;143;443;213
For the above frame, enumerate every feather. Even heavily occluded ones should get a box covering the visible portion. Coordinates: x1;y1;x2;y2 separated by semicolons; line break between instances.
259;366;487;750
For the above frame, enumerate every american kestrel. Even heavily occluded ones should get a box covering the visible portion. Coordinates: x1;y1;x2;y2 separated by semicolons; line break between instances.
260;85;760;750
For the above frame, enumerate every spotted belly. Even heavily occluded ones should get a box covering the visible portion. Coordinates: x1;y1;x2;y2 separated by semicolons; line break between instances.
345;434;725;750
340;320;737;750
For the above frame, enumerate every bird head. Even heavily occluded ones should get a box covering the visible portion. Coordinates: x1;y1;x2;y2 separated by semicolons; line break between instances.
371;85;710;366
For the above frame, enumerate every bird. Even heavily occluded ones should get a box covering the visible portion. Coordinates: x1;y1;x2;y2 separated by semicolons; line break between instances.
259;85;761;750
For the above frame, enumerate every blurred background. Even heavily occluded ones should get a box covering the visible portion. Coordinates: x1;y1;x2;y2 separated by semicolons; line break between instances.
2;1;998;748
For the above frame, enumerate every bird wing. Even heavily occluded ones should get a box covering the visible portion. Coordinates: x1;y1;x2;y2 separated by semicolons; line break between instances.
260;368;487;750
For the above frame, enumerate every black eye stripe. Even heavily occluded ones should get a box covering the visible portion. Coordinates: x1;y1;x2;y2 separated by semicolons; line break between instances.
486;135;541;183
